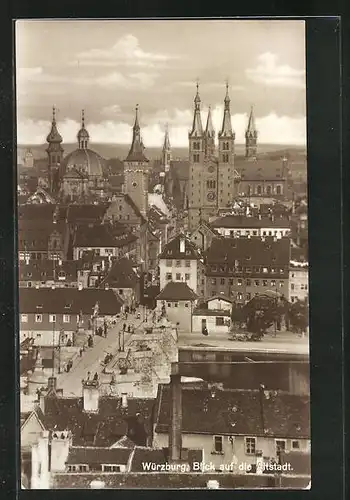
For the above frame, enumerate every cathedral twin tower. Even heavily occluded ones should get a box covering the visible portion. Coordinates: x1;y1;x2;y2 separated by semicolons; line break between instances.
186;82;258;229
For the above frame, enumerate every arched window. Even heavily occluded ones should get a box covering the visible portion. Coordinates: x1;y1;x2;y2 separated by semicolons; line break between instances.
266;185;272;195
247;185;251;195
257;185;262;195
276;185;282;195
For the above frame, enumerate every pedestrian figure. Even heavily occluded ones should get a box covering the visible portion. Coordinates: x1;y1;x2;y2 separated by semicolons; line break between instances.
79;348;83;357
123;323;126;332
93;372;98;381
125;312;128;320
127;325;131;333
87;371;91;380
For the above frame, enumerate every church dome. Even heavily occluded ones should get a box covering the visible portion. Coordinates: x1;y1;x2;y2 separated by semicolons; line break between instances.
62;148;105;177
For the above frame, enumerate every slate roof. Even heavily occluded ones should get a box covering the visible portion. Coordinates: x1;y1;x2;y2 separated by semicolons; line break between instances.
34;395;155;447
158;234;200;260
210;215;291;229
58;204;110;224
205;236;290;267
235;158;288;181
154;386;310;439
156;282;198;301
19;288;123;315
18;224;65;252
18;260;78;282
66;446;131;465
100;257;139;289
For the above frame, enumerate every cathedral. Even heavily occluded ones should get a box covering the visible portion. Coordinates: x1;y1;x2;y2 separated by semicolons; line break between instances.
187;83;241;230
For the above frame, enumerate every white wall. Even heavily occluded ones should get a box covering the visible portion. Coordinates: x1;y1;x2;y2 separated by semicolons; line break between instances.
289;268;309;302
159;259;198;293
153;431;310;472
156;299;193;332
192;315;230;334
216;227;290;238
208;298;232;311
73;246;118;260
20;330;75;347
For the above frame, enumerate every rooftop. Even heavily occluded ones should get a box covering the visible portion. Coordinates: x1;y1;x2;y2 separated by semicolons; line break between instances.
156;281;198;301
210;215;290;229
159;234;200;260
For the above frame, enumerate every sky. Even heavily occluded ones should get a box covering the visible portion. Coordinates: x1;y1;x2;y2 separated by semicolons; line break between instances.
16;20;306;147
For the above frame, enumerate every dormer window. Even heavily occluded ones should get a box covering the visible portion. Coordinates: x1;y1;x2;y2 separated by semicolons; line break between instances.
102;464;121;472
36;304;43;309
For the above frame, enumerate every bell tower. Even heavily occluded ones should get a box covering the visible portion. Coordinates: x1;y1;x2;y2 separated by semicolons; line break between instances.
123;105;149;216
245;106;258;158
46;106;64;194
77;109;90;150
218;83;236;208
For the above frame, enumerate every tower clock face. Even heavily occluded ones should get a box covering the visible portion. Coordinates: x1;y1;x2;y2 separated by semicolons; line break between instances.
207;191;216;201
208;166;215;173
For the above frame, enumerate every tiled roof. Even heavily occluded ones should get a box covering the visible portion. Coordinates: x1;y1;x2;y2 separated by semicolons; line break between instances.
66;446;131;465
235;158;288;181
158;234;200;260
211;215;291;229
154;386;310;439
36;395;155;447
58;204;110;224
18;260;78;282
156;282;198;301
19;288;123;315
18;203;56;221
74;223;133;248
205;236;290;267
100;257;139;289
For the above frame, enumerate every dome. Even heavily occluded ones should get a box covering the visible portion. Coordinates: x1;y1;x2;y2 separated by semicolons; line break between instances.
62;148;105;177
77;127;90;140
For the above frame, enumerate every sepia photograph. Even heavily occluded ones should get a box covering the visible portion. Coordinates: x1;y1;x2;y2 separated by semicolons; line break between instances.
16;19;310;490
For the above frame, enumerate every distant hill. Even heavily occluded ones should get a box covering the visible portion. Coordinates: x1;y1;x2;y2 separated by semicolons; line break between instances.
17;143;306;163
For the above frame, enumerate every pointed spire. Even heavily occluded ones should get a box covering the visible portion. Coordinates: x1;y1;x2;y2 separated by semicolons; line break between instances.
46;106;63;144
189;81;203;137
125;104;148;162
77;109;89;149
246;106;257;136
163;123;171;150
219;82;233;137
205;106;215;137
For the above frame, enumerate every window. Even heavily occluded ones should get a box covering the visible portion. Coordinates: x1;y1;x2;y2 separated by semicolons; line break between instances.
119;289;124;295
49;314;56;323
262;267;268;273
21;314;28;323
245;267;251;273
237;279;243;286
292;440;300;450
220;278;225;285
165;259;172;267
246;279;251;286
254;280;260;286
291;283;295;290
166;273;172;280
275;440;286;453
79;465;88;472
185;260;191;267
245;437;256;455
222;154;229;163
216;317;224;326
193;154;200;163
213;436;223;453
63;315;70;323
185;273;190;281
185;303;189;308
276;185;282;195
262;280;268;287
174;303;178;308
176;273;181;280
175;260;181;267
271;280;276;287
211;278;216;285
167;303;171;307
237;292;243;301
207;180;216;189
257;185;262;195
229;279;233;286
246;293;251;301
103;465;121;472
35;314;42;323
279;281;284;288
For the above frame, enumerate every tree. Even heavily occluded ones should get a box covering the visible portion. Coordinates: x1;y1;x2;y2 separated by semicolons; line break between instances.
287;299;309;334
231;303;246;329
243;294;286;336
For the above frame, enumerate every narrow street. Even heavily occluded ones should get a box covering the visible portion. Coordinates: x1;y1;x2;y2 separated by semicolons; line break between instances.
57;311;145;397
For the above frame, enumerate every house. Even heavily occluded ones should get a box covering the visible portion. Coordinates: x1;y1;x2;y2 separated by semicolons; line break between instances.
18;259;78;288
192;296;232;335
204;236;291;303
235;158;289;200
153;382;310;475
189;220;218;252
19;287;123;346
99;257;140;308
21;377;156;489
72;223;138;260
289;260;309;303
18;219;69;262
158;234;202;295
103;193;146;229
156;282;198;332
210;214;291;239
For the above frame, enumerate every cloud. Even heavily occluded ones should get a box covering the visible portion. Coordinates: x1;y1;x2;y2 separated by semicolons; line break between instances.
246;52;305;89
101;104;122;116
73;34;180;68
17;108;306;147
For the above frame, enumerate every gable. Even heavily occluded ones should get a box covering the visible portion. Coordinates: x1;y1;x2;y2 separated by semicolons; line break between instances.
21;410;46;449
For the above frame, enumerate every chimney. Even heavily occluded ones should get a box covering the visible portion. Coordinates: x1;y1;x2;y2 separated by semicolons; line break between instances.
58;258;62;266
258;214;262;220
179;238;185;254
32;431;50;489
169;365;182;462
121;392;128;408
102;260;105;271
78;283;83;291
82;376;100;412
50;430;72;472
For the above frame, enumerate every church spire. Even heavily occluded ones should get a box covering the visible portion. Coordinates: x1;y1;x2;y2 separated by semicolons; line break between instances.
163;123;171;150
46;106;63;144
162;123;171;167
189;81;203;137
219;82;234;138
245;105;258;158
204;106;215;158
125;105;148;162
205;106;215;137
77;109;89;150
